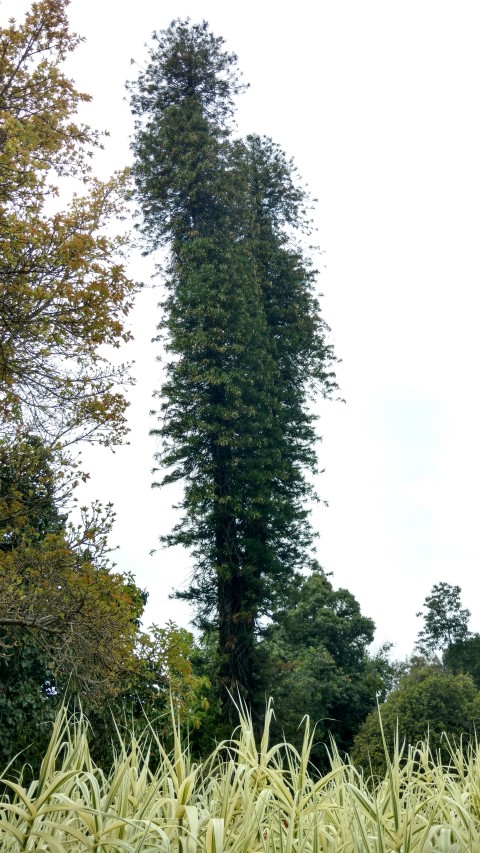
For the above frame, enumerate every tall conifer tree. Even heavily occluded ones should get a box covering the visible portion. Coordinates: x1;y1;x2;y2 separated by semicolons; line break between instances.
130;20;336;717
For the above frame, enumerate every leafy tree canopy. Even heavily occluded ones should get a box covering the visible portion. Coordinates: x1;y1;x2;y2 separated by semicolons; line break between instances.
87;621;211;769
0;0;146;760
352;660;480;776
0;437;145;704
0;5;214;771
416;582;471;655
0;0;137;447
443;634;480;689
260;571;391;760
0;631;58;775
0;437;212;771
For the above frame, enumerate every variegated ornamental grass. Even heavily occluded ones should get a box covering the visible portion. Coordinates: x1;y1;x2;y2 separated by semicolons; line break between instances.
1;703;480;852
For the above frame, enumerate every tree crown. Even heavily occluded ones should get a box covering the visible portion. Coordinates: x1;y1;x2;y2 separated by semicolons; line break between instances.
0;0;137;447
416;582;471;654
130;19;246;124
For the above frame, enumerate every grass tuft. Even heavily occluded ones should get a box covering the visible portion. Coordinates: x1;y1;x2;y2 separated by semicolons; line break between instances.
1;705;480;851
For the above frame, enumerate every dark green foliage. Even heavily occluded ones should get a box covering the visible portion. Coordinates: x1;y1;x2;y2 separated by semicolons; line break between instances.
0;439;63;771
130;19;246;250
0;436;65;551
0;437;151;772
0;435;213;774
86;623;212;770
130;20;336;718
261;571;390;761
416;582;471;655
157;232;285;705
444;634;480;689
0;633;59;775
352;661;480;776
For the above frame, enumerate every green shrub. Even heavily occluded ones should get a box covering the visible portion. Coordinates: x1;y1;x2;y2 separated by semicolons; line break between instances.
352;661;480;775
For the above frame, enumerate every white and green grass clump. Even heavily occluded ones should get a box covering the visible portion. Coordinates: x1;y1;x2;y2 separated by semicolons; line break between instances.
1;703;480;852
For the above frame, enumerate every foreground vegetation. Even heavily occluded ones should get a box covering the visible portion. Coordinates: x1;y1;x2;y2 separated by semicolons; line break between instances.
2;706;480;852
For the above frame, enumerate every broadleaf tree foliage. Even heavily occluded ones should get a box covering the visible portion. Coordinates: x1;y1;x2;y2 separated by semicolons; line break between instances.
261;571;391;761
416;581;471;655
352;660;480;776
0;0;137;447
0;0;145;721
130;20;337;717
0;437;145;706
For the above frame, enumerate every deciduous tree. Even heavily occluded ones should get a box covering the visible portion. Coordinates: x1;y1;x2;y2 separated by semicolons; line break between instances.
0;437;144;705
0;3;168;760
87;621;211;769
0;0;136;447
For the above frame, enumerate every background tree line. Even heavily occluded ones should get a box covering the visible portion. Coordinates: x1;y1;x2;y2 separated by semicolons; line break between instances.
2;1;480;778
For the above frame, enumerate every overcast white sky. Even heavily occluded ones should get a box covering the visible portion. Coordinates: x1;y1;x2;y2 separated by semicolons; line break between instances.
4;0;480;659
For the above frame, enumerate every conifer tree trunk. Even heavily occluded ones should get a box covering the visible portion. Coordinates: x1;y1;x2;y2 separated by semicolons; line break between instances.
212;439;250;707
